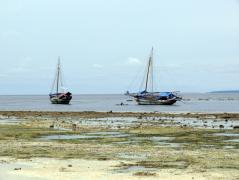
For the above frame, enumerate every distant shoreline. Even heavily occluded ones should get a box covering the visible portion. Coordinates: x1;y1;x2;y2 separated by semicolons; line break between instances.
210;90;239;93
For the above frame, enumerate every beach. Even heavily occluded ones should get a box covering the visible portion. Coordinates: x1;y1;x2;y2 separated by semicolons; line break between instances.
0;111;239;179
1;0;239;179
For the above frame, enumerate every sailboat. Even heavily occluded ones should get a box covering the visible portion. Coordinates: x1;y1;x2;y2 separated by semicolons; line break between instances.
49;57;72;104
126;48;182;105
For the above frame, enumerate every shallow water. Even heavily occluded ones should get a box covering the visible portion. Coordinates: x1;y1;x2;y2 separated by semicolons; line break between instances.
214;133;239;137
0;116;21;125
214;133;239;143
40;131;130;140
226;139;239;142
39;131;184;148
0;93;239;112
115;165;157;174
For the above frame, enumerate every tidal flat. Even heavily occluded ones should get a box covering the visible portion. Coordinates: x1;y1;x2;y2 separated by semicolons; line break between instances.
0;111;239;179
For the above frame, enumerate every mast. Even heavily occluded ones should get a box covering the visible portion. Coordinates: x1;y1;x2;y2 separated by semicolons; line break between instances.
151;47;154;92
56;57;60;96
145;47;153;92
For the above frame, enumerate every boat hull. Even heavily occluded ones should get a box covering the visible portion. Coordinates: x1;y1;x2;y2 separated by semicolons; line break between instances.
50;97;71;104
131;92;181;105
49;92;72;104
136;98;177;105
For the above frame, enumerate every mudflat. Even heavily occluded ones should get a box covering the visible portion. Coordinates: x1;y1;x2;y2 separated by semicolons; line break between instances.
0;111;239;179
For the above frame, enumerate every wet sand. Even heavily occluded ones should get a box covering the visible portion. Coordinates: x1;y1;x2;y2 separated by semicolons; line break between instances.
0;111;239;179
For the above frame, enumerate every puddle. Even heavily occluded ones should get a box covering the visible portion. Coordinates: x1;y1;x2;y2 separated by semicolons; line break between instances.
214;133;239;137
225;139;239;143
149;136;182;147
213;133;239;143
0;116;21;125
114;135;182;147
85;132;128;137
39;134;98;140
150;136;174;141
39;131;182;148
39;131;129;140
154;142;182;148
115;165;157;174
224;145;235;149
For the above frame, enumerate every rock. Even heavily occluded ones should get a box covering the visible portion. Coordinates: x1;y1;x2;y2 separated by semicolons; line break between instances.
98;157;108;161
14;168;21;170
219;125;224;129
72;124;77;131
68;164;72;167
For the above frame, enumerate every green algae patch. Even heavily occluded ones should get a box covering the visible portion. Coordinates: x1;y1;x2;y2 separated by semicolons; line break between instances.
0;119;239;172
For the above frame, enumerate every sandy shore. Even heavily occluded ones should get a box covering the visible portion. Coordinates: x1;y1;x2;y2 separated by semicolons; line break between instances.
0;111;238;179
1;157;237;180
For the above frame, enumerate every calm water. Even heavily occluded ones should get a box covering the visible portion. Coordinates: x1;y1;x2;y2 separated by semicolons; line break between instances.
0;93;239;112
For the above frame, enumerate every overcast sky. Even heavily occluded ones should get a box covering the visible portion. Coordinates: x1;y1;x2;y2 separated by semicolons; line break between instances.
0;0;239;94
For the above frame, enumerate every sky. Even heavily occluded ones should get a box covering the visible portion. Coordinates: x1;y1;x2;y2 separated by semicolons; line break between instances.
0;0;239;94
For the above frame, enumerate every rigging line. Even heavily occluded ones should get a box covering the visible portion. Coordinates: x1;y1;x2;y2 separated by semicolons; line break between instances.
50;60;59;94
58;64;63;88
145;57;151;91
50;69;57;94
58;57;68;91
151;47;154;92
126;64;145;92
139;56;150;92
60;62;67;89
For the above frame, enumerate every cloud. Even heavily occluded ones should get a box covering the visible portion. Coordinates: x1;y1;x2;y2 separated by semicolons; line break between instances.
92;64;103;69
127;57;142;65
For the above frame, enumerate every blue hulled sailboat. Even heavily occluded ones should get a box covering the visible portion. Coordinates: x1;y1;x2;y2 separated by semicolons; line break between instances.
126;48;182;105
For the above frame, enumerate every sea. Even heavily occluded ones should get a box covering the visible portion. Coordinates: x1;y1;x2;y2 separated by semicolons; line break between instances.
0;93;239;113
